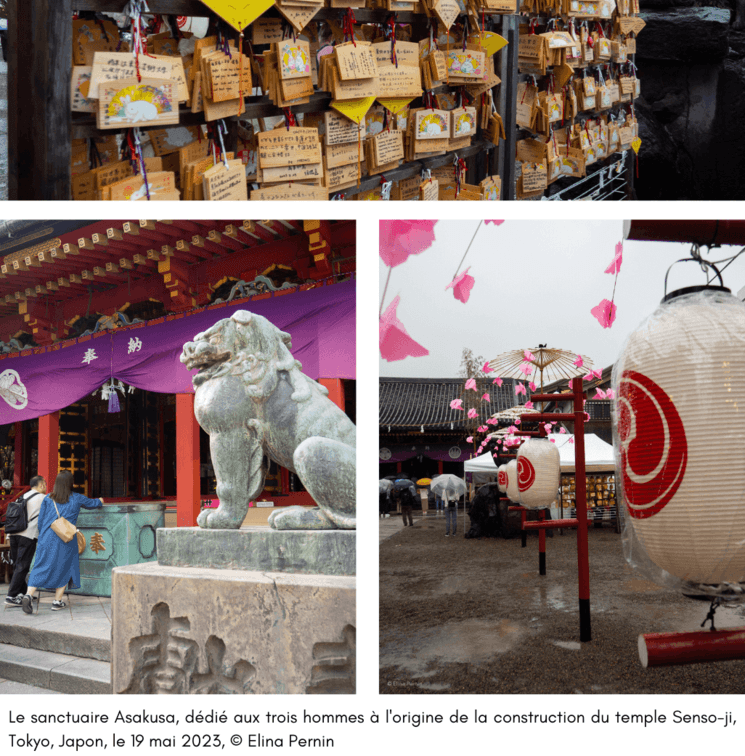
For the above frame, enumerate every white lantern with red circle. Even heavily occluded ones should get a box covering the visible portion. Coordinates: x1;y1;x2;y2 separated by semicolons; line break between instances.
505;460;520;503
517;438;561;509
614;287;745;587
497;464;508;493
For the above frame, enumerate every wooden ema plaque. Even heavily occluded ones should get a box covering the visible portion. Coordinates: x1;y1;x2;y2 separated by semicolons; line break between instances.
150;126;202;157
277;39;313;79
107;171;177;201
98;78;179;130
203;159;248;201
258;128;323;168
324;110;366;145
250;183;329;201
419;177;439;201
415;109;450;139
89;52;180;100
71;67;96;113
335;42;378;81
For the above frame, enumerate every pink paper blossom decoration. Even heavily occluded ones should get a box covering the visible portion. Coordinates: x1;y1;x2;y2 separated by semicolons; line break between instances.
524;401;534;410
478;425;488;433
559;427;567;434
485;220;505;225
493;377;503;387
519;362;533;376
591;299;617;329
594;388;607;399
605;241;623;275
529;382;537;392
507;425;517;434
446;267;476;303
524;349;534;361
487;418;497;425
573;355;584;368
515;382;526;396
606;389;616;399
379;296;429;362
466;436;474;443
550;439;556;443
482;362;493;374
583;369;602;381
450;399;463;410
568;438;574;444
468;408;478;419
482;392;490;402
514;418;521;425
465;378;477;391
379;221;437;268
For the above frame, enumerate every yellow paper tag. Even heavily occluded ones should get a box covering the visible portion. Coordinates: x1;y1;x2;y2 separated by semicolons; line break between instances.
377;97;414;115
631;137;642;154
467;32;509;57
197;0;276;32
330;96;376;125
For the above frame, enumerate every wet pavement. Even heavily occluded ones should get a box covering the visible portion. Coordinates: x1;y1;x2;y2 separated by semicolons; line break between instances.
380;514;745;694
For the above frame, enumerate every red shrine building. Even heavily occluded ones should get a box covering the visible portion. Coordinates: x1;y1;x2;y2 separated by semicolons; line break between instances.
0;219;356;528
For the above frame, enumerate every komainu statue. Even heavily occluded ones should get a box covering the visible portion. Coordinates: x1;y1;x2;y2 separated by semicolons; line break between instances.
180;311;356;531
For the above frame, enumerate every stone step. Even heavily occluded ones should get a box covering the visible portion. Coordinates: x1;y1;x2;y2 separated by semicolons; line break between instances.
0;614;111;662
0;643;111;694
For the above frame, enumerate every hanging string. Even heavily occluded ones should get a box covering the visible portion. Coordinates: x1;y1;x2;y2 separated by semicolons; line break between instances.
452;220;483;281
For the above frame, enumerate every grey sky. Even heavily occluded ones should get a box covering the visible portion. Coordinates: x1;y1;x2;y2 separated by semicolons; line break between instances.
379;220;745;378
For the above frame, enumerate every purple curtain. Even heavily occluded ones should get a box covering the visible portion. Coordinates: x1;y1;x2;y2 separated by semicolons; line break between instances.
0;280;355;424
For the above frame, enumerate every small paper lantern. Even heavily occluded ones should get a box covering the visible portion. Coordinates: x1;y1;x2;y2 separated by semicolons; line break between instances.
517;438;561;509
505;459;520;503
614;288;745;586
497;464;508;493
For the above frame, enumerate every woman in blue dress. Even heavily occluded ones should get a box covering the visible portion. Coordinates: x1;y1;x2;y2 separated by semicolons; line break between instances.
22;471;104;614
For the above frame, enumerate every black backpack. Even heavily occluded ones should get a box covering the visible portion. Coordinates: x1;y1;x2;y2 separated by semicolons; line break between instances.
4;491;37;534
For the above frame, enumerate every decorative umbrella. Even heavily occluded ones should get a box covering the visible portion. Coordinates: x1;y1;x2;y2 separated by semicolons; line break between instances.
417;478;432;486
430;474;468;532
488;404;541;422
487;346;593;394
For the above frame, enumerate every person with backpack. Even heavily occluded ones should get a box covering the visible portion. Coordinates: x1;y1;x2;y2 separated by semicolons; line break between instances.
21;471;104;614
4;476;47;607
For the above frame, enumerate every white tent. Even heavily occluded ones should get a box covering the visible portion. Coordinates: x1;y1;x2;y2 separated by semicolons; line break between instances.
464;433;616;481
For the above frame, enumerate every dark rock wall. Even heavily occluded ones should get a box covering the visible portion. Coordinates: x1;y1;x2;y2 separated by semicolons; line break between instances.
637;5;741;199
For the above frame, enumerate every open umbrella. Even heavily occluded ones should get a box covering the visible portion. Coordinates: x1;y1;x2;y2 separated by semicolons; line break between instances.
430;474;468;533
487;346;593;393
379;479;393;495
417;478;432;486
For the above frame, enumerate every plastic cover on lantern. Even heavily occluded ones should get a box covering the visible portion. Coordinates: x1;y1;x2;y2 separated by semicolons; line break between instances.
613;288;745;601
517;438;560;509
497;464;508;493
505;459;520;503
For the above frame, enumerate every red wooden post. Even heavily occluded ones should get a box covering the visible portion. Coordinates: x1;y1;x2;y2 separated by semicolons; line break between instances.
538;508;546;575
280;467;290;495
176;394;200;527
319;378;345;411
572;376;591;642
438;460;443;474
38;412;59;490
13;421;23;487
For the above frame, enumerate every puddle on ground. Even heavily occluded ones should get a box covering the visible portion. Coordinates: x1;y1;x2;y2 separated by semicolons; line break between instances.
414;683;451;691
380;618;528;677
551;640;582;651
620;578;665;594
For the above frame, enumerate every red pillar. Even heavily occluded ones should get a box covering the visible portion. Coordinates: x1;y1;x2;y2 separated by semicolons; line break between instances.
572;376;591;642
176;393;200;527
319;378;345;411
438;460;443;475
280;467;290;495
38;412;59;491
13;421;23;487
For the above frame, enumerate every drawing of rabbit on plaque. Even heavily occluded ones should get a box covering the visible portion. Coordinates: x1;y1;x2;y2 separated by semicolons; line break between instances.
416;110;450;139
98;78;178;129
278;39;311;79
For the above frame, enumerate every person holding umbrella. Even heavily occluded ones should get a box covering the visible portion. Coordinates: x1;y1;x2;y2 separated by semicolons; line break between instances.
430;474;467;538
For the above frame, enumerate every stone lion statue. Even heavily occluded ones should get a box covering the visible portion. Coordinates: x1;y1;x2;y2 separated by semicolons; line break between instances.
180;310;356;531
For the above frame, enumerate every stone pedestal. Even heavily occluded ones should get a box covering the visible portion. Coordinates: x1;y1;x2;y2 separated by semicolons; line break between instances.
112;562;355;694
157;526;355;576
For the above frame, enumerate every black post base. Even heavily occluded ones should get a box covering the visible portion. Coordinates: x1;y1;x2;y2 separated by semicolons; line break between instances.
579;597;592;642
